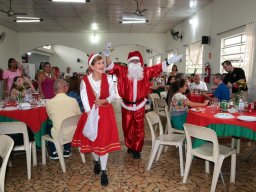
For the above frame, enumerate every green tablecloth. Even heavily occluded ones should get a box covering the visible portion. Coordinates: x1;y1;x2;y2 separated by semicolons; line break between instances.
193;124;256;148
0;116;51;147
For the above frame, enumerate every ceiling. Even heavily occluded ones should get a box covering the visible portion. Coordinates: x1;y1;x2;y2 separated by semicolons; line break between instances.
0;0;212;33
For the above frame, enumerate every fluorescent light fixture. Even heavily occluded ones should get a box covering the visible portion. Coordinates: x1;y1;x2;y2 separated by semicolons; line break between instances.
27;52;32;56
122;16;146;21
121;20;148;24
15;19;42;23
14;16;43;23
50;0;86;2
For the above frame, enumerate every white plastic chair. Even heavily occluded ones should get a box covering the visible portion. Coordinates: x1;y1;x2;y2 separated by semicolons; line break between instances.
149;93;160;112
154;98;167;118
0;135;14;192
145;111;185;176
183;123;236;192
0;122;37;180
41;114;85;173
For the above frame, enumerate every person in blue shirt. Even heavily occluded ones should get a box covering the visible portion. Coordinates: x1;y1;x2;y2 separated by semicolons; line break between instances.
203;73;230;101
67;76;84;112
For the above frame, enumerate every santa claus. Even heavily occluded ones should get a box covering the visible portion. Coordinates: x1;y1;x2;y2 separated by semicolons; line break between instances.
104;45;182;159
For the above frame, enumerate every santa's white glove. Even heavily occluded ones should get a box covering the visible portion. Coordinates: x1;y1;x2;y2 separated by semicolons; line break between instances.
167;54;183;64
103;42;112;57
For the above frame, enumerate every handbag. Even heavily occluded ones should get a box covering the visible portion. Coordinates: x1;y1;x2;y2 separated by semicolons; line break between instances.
82;104;100;142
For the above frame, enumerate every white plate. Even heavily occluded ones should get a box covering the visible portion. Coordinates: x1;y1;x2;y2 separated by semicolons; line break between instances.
191;108;202;112
3;106;18;111
214;113;235;119
237;115;256;122
19;106;32;110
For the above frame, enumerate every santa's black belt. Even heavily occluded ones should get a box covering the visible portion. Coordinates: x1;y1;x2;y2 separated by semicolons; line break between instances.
122;98;145;105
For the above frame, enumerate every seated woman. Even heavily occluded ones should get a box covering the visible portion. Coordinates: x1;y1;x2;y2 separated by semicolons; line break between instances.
67;76;84;112
10;76;36;100
170;79;209;130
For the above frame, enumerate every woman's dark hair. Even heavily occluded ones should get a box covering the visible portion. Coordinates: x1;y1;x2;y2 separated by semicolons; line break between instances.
39;62;44;70
10;76;22;93
172;64;178;72
43;62;51;69
8;58;16;69
91;55;103;66
172;78;186;93
68;76;81;95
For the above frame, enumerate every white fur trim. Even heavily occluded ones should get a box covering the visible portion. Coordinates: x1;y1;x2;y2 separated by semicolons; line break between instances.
120;98;147;111
105;62;114;71
162;61;168;72
128;56;140;62
89;54;101;65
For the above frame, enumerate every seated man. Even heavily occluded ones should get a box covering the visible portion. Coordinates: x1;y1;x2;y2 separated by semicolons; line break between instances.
190;74;208;92
46;79;81;159
203;73;230;102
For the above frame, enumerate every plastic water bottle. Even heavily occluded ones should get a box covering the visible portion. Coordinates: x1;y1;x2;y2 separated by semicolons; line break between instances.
238;98;244;113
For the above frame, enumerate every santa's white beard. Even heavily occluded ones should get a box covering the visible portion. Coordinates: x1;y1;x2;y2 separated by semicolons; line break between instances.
128;62;144;80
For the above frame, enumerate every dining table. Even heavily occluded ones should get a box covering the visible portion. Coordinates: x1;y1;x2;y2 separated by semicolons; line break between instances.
187;93;213;103
186;107;256;148
0;104;50;147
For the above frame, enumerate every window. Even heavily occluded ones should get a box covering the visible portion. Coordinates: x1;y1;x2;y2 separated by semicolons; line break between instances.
148;58;153;66
167;52;175;72
220;34;246;72
185;46;203;74
156;55;161;64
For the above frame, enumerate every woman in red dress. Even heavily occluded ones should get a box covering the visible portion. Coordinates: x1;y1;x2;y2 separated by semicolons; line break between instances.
72;53;120;186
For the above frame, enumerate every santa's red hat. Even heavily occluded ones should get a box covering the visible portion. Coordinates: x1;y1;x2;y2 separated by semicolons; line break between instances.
127;51;144;66
88;53;101;65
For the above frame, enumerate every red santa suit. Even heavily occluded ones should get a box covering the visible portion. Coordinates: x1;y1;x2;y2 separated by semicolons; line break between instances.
106;51;168;152
72;73;121;155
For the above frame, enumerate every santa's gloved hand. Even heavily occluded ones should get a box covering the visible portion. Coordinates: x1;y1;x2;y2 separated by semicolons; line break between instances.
167;54;183;65
103;42;112;57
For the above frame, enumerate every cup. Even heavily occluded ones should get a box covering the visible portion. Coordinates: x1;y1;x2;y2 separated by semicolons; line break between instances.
210;103;216;113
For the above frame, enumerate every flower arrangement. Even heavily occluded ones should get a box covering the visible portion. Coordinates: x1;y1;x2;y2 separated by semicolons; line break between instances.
232;79;247;104
16;85;25;100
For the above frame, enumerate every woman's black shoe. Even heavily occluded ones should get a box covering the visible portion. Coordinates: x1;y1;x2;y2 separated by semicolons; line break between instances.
101;170;108;186
127;148;133;154
94;161;101;174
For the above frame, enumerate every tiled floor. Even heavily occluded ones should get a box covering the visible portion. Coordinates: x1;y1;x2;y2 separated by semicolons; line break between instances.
5;102;256;191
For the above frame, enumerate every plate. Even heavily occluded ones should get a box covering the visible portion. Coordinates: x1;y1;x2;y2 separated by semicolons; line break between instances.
214;113;235;119
19;106;32;110
191;108;202;112
237;116;256;122
3;106;18;111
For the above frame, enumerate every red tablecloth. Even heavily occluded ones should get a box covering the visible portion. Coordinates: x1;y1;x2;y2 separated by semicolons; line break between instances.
187;93;213;103
0;106;48;133
186;107;256;132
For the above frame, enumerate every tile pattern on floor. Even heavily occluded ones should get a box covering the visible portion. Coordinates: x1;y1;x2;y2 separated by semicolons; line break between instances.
4;102;256;191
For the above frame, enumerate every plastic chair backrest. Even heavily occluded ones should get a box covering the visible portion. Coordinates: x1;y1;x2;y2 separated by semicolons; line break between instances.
154;98;167;112
146;111;164;147
58;114;81;145
0;135;14;192
183;123;219;160
149;93;160;111
160;91;167;99
164;105;173;135
0;122;29;147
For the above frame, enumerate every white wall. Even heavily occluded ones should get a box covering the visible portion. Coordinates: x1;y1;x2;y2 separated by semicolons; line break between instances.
0;25;20;69
165;0;256;75
18;33;166;60
28;53;50;74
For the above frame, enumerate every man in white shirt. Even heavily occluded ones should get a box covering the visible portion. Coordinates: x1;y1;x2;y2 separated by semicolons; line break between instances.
46;79;81;159
64;66;73;79
190;74;208;91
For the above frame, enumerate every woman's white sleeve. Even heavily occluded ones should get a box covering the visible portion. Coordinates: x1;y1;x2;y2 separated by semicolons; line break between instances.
106;75;117;103
80;81;91;112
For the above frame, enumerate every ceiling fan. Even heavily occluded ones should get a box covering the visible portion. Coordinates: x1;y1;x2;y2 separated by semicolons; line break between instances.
125;0;147;17
0;0;27;17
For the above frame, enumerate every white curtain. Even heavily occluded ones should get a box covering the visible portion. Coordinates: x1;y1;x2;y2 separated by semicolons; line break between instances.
244;22;255;100
188;41;202;65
